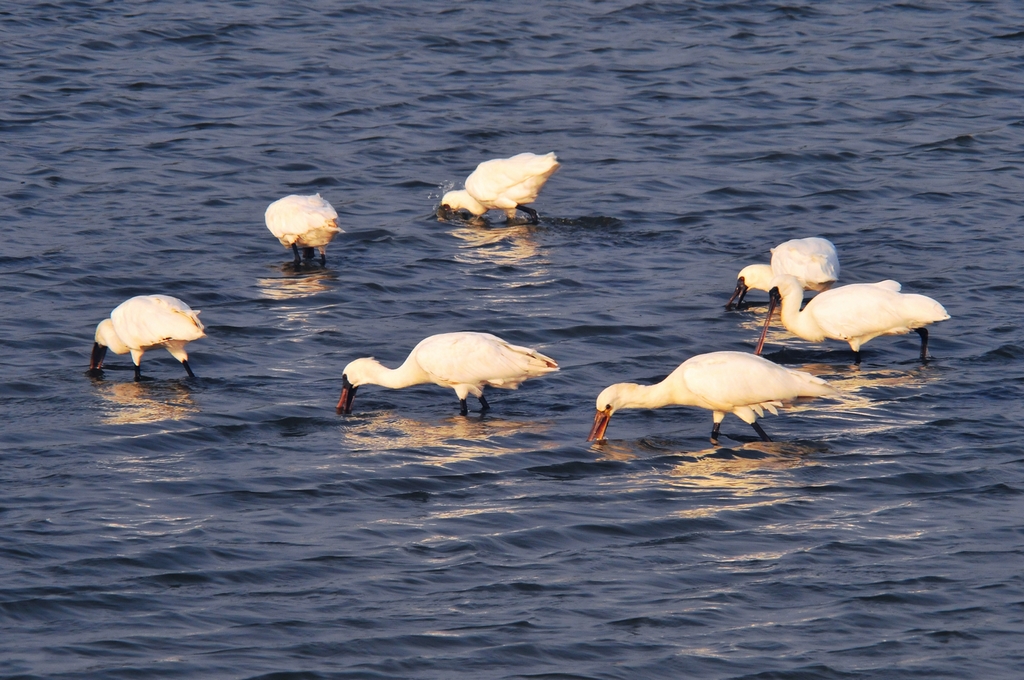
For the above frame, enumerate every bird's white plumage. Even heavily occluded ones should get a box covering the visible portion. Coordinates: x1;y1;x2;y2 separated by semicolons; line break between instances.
341;331;559;405
265;194;342;249
770;237;840;291
95;294;205;368
590;351;836;439
441;152;560;219
727;238;841;310
765;274;950;352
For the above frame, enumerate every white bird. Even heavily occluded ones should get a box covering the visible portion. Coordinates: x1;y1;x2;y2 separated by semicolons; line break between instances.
265;194;343;266
438;152;560;224
726;237;840;310
89;295;206;381
337;332;559;415
587;351;837;443
755;274;950;361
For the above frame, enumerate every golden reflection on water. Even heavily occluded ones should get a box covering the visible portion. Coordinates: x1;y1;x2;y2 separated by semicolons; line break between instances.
340;412;557;466
257;267;337;300
449;223;544;266
96;381;197;425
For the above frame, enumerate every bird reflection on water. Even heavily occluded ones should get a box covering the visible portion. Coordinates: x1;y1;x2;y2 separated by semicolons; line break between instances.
94;380;197;425
257;266;338;301
449;222;545;267
339;412;557;466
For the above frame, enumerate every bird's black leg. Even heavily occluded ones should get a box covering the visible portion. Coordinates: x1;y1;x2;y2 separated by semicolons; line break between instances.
319;247;327;266
182;360;195;378
711;421;721;441
292;244;302;266
915;327;929;361
303;247;315;260
134;365;142;382
459;399;469;416
751;421;772;442
517;204;539;224
478;394;490;412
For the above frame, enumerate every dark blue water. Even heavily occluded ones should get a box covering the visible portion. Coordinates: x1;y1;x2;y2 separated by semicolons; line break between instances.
3;2;1024;678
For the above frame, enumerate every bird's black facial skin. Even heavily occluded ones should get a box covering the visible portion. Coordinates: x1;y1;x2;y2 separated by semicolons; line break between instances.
725;276;749;311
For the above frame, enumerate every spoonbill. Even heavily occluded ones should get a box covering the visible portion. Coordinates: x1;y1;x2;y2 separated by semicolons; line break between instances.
89;295;206;381
726;237;840;310
437;152;560;224
587;351;837;443
337;332;559;415
265;194;343;266
754;274;950;361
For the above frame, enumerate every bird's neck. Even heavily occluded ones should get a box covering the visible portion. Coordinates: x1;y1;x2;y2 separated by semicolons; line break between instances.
362;357;430;390
616;379;696;411
447;190;487;216
777;284;826;342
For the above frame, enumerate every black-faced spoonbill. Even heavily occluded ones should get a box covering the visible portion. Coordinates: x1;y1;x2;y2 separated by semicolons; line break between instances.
89;295;206;381
437;152;560;224
337;332;559;415
726;237;840;310
754;274;950;362
265;194;343;266
587;351;837;443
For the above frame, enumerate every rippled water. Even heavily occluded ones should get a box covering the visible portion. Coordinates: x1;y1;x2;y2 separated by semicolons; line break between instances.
3;2;1024;678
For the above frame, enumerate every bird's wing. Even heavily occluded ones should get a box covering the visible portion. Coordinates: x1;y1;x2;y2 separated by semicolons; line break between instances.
771;238;839;285
414;332;558;389
265;194;340;241
112;295;205;348
680;352;834;412
465;153;560;208
809;284;911;339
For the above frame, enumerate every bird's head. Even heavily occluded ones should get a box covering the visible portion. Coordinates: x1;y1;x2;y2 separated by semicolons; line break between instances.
766;274;803;300
90;318;129;371
336;358;381;414
726;264;772;310
587;383;640;442
437;190;485;220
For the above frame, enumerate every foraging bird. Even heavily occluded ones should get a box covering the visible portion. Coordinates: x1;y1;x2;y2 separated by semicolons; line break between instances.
89;295;206;381
726;237;840;310
437;152;560;224
265;194;343;266
337;332;559;415
588;351;837;442
754;274;950;361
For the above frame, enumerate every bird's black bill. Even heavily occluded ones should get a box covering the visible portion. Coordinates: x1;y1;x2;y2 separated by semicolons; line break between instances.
89;343;107;371
336;375;357;414
754;288;780;355
436;204;454;221
517;204;540;225
182;359;195;378
725;278;748;311
915;327;929;361
587;408;612;442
